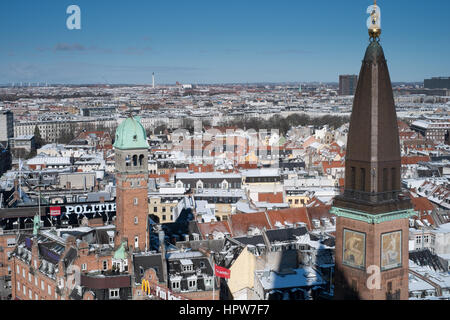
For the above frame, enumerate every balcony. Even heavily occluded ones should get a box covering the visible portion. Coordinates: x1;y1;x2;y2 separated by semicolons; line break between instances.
333;187;413;215
341;189;405;204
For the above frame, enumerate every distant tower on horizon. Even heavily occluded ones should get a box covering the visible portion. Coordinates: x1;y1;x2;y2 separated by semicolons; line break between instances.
332;1;414;300
339;75;358;95
152;72;155;89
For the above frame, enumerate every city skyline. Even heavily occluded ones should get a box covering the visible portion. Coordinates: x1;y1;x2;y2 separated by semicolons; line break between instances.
0;0;449;85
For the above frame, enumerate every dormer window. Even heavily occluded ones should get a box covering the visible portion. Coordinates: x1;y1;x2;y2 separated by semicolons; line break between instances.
133;135;137;141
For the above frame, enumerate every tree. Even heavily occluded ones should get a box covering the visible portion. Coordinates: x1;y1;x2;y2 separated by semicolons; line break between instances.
154;122;167;135
34;126;45;148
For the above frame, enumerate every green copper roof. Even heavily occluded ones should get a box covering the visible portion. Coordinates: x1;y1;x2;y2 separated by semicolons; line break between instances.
113;116;149;150
330;206;415;224
114;242;127;260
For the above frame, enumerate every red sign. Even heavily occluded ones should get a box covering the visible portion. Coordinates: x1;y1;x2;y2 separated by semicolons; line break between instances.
214;265;231;279
50;206;61;216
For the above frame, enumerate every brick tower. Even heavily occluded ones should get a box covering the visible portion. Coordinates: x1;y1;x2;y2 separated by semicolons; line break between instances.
332;2;414;300
114;116;149;252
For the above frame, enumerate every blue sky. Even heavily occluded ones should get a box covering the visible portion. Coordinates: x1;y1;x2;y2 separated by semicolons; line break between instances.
0;0;449;84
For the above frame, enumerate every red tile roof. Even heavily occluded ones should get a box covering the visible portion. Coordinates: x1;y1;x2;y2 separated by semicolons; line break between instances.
410;196;435;226
258;192;284;204
197;221;233;239
229;212;272;237
267;207;312;230
321;160;345;173
401;156;431;165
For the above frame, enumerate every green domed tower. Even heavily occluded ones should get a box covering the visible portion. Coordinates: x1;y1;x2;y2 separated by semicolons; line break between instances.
114;116;149;151
114;116;149;252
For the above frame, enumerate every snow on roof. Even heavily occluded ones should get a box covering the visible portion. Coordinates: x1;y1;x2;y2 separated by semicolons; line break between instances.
241;168;280;177
257;267;325;290
409;274;435;292
176;172;241;179
166;251;203;260
27;156;71;165
433;222;450;234
411;120;430;129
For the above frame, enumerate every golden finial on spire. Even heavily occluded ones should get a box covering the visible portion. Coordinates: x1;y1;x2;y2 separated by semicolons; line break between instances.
367;0;381;40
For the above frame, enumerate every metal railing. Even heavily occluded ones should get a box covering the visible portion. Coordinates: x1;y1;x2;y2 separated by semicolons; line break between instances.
337;188;410;204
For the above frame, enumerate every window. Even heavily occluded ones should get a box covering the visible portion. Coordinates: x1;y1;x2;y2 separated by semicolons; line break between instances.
172;281;180;290
162;215;166;221
17;281;20;292
35;293;38;300
134;217;138;224
23;285;26;294
28;273;32;283
81;263;87;271
134;236;139;249
48;284;52;295
351;279;357;292
41;280;44;290
424;235;430;244
109;288;120;299
16;265;20;274
29;289;32;299
134;198;138;205
188;279;197;289
22;269;25;278
35;276;37;287
415;236;422;245
103;260;108;271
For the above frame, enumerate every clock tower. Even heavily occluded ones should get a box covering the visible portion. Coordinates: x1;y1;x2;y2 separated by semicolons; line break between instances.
332;2;414;300
114;116;149;252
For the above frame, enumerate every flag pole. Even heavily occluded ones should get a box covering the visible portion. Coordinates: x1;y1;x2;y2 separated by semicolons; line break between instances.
213;263;215;300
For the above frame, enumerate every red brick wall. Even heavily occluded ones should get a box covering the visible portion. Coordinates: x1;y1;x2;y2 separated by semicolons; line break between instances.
335;216;410;300
115;173;149;251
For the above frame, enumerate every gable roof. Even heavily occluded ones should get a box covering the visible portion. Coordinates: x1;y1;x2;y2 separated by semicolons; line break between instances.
229;211;272;237
197;220;233;238
267;207;312;230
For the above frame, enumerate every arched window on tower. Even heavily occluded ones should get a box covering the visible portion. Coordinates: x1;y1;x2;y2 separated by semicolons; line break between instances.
133;155;138;166
139;154;144;167
125;155;131;167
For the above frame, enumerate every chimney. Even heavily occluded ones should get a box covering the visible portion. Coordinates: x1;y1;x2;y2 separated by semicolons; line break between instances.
13;179;20;201
159;231;168;283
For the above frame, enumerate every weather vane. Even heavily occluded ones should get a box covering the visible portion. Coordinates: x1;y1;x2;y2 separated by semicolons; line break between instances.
367;0;381;41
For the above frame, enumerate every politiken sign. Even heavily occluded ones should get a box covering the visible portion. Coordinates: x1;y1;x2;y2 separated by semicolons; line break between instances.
214;264;231;279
